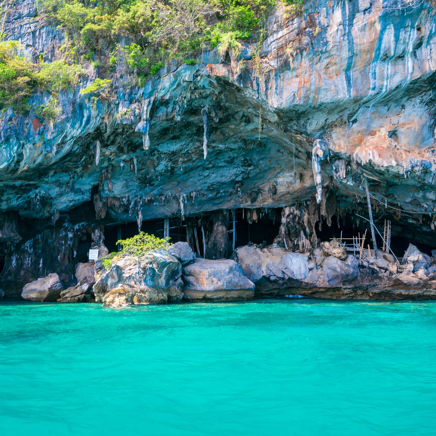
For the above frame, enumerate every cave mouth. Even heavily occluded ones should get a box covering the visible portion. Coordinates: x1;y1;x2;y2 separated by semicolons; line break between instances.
104;217;203;254
100;207;436;260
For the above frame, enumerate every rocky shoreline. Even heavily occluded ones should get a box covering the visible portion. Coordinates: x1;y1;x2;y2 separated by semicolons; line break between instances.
3;240;435;308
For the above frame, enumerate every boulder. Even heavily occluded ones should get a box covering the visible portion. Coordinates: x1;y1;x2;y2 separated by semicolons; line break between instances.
182;258;255;301
320;239;347;261
402;244;431;272
168;242;195;266
235;245;309;293
75;262;96;285
21;273;63;302
58;283;94;303
312;247;325;266
102;284;168;308
93;249;183;304
322;256;357;286
396;272;422;287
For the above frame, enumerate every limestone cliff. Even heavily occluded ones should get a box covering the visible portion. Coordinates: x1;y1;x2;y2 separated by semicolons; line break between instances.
1;0;436;294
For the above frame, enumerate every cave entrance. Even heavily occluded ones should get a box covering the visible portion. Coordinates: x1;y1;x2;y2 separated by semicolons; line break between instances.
76;234;93;263
0;254;5;275
234;209;281;248
105;218;192;254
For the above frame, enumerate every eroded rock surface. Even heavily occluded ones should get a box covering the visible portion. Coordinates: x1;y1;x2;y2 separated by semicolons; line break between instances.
21;273;63;302
183;258;255;301
93;250;183;304
2;1;436;300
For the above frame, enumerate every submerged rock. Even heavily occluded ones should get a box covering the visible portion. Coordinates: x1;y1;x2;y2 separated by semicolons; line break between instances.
182;258;255;302
21;273;63;302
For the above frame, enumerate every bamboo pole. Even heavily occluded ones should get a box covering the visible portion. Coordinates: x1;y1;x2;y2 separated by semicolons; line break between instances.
194;226;201;256
232;211;236;252
365;177;378;257
201;225;206;258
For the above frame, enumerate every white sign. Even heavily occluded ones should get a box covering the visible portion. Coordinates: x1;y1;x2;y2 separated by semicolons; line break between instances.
88;249;99;261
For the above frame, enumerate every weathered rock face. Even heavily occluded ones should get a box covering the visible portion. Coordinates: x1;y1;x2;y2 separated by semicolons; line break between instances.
235;245;309;294
75;262;96;285
102;284;169;308
58;283;94;303
321;256;358;287
168;242;196;266
21;273;63;302
0;221;107;297
2;0;436;293
93;250;183;304
182;258;255;301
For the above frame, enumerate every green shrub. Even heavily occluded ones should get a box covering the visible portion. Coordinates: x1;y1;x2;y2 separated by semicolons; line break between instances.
0;41;36;112
117;232;171;258
150;61;164;76
34;96;61;122
101;252;118;270
36;60;84;91
80;78;112;95
183;58;197;65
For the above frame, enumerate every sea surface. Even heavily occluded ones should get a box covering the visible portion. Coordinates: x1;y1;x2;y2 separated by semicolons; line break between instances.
1;299;436;436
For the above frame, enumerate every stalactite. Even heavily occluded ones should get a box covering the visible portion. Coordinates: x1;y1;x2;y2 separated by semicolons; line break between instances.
201;108;208;159
136;97;155;151
143;133;150;151
133;157;138;175
179;194;187;221
311;139;329;204
332;159;347;180
136;199;143;232
95;140;101;166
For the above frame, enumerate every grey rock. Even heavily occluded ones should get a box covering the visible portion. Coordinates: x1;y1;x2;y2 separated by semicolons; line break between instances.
183;258;255;292
102;284;168;308
235;245;309;290
168;242;195;266
58;283;94;303
322;256;357;287
402;244;431;272
93;250;183;303
320;240;348;261
21;273;63;302
75;262;96;285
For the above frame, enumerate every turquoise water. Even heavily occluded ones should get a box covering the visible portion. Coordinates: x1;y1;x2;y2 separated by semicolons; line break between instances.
1;300;436;436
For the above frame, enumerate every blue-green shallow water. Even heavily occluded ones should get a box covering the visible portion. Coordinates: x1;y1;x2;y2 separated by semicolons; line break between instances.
1;300;436;436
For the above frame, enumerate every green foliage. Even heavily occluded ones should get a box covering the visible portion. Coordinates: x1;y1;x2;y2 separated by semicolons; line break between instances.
36;60;84;91
283;0;304;16
80;78;112;95
36;0;282;77
0;41;36;112
101;252;118;270
124;43;150;74
0;40;83;113
109;55;117;71
1;0;305;111
34;95;61;122
150;61;164;76
116;232;171;258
